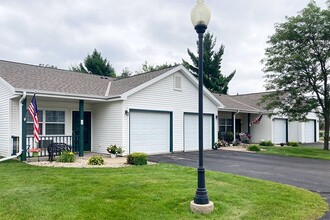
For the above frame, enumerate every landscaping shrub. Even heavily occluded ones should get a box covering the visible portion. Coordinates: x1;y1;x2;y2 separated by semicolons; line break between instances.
287;142;300;147
259;140;274;146
56;151;76;163
247;145;261;152
88;155;105;165
127;153;148;165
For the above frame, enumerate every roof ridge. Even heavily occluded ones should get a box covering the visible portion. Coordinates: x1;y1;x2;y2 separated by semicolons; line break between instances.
229;91;273;96
220;94;261;111
0;59;75;73
0;59;116;80
113;65;178;82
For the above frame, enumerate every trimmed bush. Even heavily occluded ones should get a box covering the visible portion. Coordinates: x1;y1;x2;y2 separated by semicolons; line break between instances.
127;153;148;165
57;151;76;163
259;140;274;146
247;145;261;152
287;142;300;147
88;155;105;165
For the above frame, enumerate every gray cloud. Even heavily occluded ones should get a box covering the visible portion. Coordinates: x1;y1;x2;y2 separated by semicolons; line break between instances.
0;0;327;94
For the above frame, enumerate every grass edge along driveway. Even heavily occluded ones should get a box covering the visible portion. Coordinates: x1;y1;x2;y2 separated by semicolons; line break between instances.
259;145;330;160
0;161;328;220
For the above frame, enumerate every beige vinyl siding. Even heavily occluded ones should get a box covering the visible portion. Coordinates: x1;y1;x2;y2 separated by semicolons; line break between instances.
0;83;12;156
92;101;123;154
123;71;218;153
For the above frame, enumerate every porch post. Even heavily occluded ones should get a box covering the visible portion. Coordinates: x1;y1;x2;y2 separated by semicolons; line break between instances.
248;113;251;134
79;100;84;157
21;98;27;162
232;112;236;142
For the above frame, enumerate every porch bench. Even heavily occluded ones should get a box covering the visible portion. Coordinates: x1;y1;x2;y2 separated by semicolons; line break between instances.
48;143;72;161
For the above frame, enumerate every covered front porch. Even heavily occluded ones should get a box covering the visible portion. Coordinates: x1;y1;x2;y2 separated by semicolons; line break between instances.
14;94;98;161
218;110;265;144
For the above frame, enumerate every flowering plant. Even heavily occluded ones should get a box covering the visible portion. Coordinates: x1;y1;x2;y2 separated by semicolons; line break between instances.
116;146;124;155
107;145;125;155
239;132;251;144
29;148;41;153
107;145;118;154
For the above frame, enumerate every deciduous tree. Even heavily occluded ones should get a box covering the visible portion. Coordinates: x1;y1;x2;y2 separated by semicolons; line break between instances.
261;1;330;150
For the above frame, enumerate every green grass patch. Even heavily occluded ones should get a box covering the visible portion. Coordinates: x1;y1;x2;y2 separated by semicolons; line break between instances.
247;145;261;152
0;160;327;220
259;145;330;160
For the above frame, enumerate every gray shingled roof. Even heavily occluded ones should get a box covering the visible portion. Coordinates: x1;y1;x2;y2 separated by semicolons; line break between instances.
0;60;113;97
109;66;177;96
0;60;177;98
213;92;273;112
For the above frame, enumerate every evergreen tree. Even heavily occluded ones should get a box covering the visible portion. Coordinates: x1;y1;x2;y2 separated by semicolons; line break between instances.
182;32;235;94
70;49;115;77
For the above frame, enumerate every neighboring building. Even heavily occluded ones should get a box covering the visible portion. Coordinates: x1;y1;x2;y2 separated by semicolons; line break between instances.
213;93;319;144
0;60;222;158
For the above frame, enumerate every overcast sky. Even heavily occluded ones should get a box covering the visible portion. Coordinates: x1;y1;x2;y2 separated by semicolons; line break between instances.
0;0;327;94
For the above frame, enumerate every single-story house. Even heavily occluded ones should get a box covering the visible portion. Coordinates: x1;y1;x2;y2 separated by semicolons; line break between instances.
0;60;319;160
0;60;222;158
213;93;319;144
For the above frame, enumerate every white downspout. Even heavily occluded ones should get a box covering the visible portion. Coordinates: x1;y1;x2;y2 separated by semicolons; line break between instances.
233;110;240;142
0;92;26;162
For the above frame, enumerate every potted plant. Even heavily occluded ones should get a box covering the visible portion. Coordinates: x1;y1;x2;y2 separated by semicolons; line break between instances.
107;145;118;158
116;146;125;156
29;148;41;157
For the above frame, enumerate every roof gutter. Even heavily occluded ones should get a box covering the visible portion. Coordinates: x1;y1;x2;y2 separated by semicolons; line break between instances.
219;108;270;114
14;90;122;102
0;92;26;162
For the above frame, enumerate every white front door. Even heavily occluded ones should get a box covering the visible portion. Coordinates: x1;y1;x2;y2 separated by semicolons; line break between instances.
130;111;171;154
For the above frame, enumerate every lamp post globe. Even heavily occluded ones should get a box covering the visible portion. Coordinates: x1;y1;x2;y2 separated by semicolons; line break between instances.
190;0;214;212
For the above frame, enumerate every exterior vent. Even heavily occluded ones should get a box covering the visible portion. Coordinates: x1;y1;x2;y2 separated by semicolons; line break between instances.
174;75;182;90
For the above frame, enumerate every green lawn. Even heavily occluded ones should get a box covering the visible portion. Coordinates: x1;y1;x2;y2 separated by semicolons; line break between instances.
0;160;328;220
259;146;330;160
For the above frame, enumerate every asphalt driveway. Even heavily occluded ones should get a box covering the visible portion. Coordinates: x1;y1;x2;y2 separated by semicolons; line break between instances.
148;149;330;219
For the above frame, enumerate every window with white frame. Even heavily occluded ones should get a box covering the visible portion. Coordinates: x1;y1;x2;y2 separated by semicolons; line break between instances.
26;110;65;135
26;110;43;135
45;111;65;135
219;118;233;133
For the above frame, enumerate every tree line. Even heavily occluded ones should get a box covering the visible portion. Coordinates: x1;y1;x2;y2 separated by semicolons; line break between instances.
70;32;235;95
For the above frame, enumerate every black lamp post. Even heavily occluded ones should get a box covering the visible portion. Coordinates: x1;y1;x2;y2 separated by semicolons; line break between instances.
190;0;213;209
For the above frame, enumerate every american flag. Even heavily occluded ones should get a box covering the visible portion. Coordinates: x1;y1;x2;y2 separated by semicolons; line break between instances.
28;95;40;143
249;114;263;127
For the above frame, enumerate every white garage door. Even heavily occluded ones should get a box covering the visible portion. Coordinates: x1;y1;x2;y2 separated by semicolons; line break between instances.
304;120;315;143
130;111;170;154
184;114;213;151
273;119;287;144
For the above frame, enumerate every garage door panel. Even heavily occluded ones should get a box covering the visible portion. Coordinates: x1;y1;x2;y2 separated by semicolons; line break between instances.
273;119;287;144
304;120;315;143
184;114;213;151
130;111;170;154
